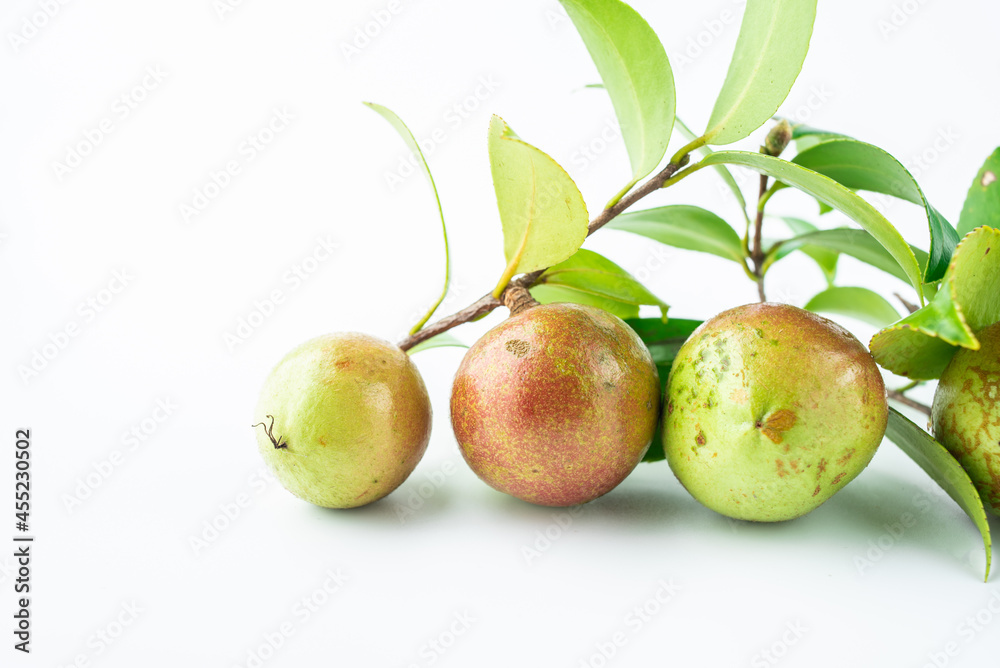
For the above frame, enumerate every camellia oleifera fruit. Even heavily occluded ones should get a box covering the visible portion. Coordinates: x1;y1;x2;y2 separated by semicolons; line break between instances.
253;333;432;508
932;321;1000;515
663;303;888;522
450;302;660;507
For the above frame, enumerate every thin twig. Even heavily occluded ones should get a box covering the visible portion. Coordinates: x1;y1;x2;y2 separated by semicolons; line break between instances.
888;390;932;417
895;292;919;314
751;173;769;302
397;155;691;351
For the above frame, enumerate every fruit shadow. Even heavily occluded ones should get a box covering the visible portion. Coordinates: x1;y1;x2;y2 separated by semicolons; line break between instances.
816;468;993;578
306;480;455;526
489;469;709;530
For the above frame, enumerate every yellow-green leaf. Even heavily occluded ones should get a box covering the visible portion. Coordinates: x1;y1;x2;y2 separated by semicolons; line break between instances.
489;116;589;297
870;226;1000;379
705;0;817;145
558;0;675;205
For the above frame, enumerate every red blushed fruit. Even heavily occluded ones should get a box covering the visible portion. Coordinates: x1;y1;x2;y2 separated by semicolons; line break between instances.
450;303;660;506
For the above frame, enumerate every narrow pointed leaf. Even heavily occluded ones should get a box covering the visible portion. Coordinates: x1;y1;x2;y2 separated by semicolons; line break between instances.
624;317;704;462
884;408;992;581
773;217;838;284
792;138;960;281
406;332;468;355
532;249;669;319
559;0;675;199
530;284;639;321
770;227;928;286
489;115;589;294
364;103;451;332
605;205;745;263
804;287;900;328
676;117;748;218
705;0;818;145
958;147;1000;237
700;151;924;299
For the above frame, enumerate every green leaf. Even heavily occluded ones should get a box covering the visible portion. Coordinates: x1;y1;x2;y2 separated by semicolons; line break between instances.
676;117;749;221
698;151;924;300
958;147;1000;237
406;332;468;356
804;287;900;328
364;103;451;334
488;115;589;297
558;0;675;204
532;249;669;319
529;284;638;321
605;205;745;263
626;317;704;368
774;217;838;284
704;0;818;145
788;123;847;140
624;317;704;462
792;138;960;282
884;408;992;581
870;226;1000;379
769;227;928;286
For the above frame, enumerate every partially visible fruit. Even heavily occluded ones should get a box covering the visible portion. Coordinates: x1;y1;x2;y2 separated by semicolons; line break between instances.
933;321;1000;515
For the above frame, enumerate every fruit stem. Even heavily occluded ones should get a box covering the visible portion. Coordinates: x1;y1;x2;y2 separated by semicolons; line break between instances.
888;389;931;417
501;284;539;316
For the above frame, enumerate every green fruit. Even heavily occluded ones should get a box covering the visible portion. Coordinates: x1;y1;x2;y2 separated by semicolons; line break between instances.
253;333;432;508
664;303;888;522
932;321;1000;515
450;303;660;507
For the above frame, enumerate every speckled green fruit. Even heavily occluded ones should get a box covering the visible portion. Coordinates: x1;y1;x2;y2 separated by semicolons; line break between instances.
253;333;432;508
450;303;660;507
933;321;1000;515
664;303;888;522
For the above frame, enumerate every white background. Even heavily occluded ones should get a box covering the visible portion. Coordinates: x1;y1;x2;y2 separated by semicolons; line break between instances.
3;0;1000;666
